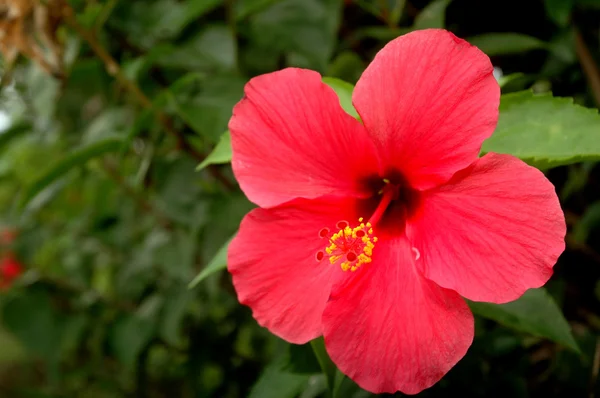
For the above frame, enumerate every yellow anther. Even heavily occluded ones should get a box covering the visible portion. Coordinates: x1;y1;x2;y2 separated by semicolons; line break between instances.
318;218;377;272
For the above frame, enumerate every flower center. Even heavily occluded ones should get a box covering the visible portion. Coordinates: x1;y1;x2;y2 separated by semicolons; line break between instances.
316;219;377;272
315;183;398;272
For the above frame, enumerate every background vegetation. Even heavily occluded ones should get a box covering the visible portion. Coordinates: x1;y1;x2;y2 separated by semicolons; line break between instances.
1;0;600;397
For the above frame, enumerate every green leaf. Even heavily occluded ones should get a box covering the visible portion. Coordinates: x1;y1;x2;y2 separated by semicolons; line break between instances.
19;138;123;208
249;0;343;71
482;91;600;168
497;72;526;88
235;0;282;20
159;288;193;346
0;122;30;152
196;131;232;171
322;77;359;119
2;288;64;362
189;235;234;288
109;313;154;367
170;74;245;143
469;288;579;352
571;201;600;243
111;0;222;49
157;25;237;71
545;0;573;26
467;33;548;56
413;0;451;29
248;367;311;398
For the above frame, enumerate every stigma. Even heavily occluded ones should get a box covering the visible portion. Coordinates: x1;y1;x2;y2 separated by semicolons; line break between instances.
316;219;378;272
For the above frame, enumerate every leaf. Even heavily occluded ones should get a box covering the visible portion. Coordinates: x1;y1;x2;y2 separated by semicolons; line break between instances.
170;74;245;143
249;367;311;398
545;0;574;26
571;201;600;243
157;25;237;71
2;288;64;362
0;121;30;152
189;235;234;288
469;288;579;352
109;313;154;367
413;0;451;30
196;131;232;171
111;0;222;49
467;33;548;56
322;77;359;119
235;0;282;20
249;0;343;71
159;288;193;346
20;138;123;208
482;91;600;168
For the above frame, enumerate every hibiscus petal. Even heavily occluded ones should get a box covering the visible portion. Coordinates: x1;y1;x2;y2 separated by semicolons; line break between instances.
228;196;362;344
353;29;499;190
229;68;379;208
407;153;566;303
322;236;473;395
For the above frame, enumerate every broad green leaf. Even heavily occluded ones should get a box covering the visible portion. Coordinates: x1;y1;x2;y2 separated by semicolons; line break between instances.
1;288;65;362
469;288;579;352
189;236;234;288
248;367;311;398
322;77;359;119
467;33;548;56
413;0;451;30
196;131;232;171
482;91;600;168
20;138;123;208
249;0;343;71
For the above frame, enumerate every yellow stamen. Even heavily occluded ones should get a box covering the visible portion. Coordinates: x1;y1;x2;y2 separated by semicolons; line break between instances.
318;219;377;272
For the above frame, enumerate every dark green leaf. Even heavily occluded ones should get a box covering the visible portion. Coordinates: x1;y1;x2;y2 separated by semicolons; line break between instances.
157;25;237;71
249;0;343;71
469;288;579;352
20;138;123;208
2;289;64;362
545;0;573;26
482;91;600;168
413;0;451;30
467;33;548;56
109;313;154;367
248;366;311;398
0;121;30;152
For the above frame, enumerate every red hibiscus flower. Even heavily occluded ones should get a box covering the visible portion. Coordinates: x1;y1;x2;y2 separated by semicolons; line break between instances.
227;29;566;394
0;255;23;289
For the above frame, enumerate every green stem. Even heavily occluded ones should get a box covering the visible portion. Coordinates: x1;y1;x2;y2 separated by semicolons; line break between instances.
310;337;336;396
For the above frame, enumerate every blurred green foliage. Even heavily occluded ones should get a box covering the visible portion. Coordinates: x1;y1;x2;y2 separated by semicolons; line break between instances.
0;0;599;397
